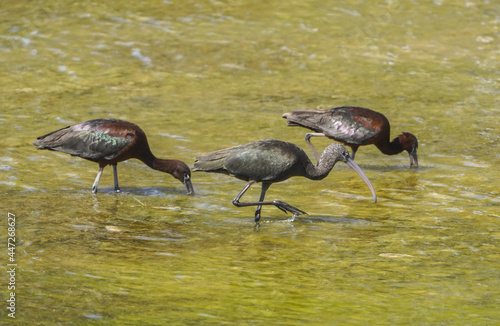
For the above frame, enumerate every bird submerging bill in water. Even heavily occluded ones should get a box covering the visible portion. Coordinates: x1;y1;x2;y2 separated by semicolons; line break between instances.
194;139;377;223
33;119;194;195
283;106;419;168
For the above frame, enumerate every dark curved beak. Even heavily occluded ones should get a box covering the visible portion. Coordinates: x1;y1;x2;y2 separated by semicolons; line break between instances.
409;148;419;168
346;157;377;203
184;175;195;196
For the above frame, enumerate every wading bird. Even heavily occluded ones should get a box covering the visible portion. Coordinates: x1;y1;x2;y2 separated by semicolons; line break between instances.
194;139;376;223
34;118;194;194
283;106;418;168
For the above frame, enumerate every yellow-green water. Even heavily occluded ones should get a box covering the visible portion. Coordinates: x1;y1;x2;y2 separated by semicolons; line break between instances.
1;1;499;324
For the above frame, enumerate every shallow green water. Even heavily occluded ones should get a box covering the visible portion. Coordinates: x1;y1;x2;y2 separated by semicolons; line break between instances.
1;1;499;324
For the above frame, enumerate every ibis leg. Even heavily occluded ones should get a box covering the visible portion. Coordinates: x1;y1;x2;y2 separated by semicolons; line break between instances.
232;181;255;208
305;133;325;163
92;167;104;193
350;146;359;160
232;181;307;223
112;164;121;193
254;182;271;223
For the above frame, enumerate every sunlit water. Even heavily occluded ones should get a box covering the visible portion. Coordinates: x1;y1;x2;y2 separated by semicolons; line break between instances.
1;1;499;324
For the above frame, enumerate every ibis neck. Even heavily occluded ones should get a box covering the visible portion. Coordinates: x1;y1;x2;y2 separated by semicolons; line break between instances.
137;146;182;175
137;148;166;171
142;153;177;173
376;136;404;156
305;151;337;180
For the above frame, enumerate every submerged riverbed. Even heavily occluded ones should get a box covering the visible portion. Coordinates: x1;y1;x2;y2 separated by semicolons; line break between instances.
1;1;499;324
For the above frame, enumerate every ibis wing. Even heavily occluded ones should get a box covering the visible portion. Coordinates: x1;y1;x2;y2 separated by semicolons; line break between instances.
284;109;331;132
223;140;301;182
194;140;303;182
34;124;132;161
286;107;380;145
193;147;235;174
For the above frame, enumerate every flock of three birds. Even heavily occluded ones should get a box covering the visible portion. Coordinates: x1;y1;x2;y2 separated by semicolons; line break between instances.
34;106;419;223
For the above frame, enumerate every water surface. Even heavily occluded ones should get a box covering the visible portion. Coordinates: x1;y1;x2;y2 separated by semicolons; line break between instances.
1;1;499;324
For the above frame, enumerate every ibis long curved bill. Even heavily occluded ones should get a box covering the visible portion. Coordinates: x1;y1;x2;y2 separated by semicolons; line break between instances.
345;157;377;203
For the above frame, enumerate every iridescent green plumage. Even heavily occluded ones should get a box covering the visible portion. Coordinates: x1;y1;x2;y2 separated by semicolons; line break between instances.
34;119;194;194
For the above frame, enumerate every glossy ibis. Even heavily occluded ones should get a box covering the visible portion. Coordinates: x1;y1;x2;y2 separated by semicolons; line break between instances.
33;118;194;194
193;139;376;223
283;106;419;168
